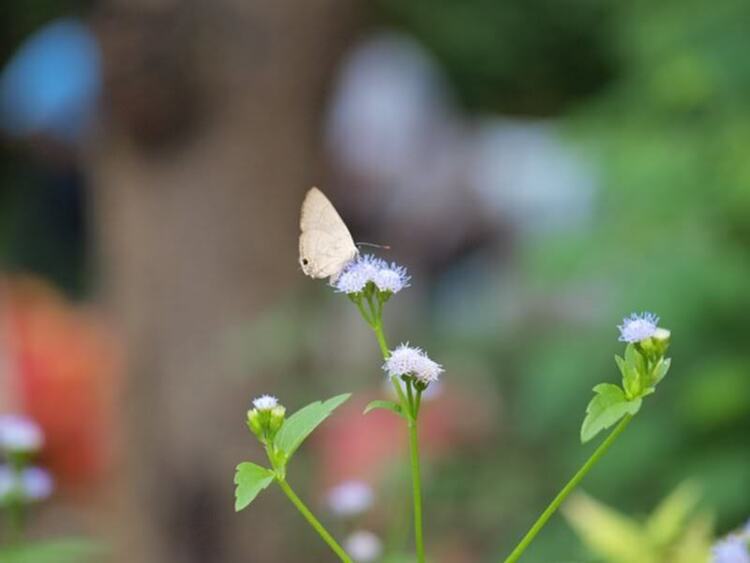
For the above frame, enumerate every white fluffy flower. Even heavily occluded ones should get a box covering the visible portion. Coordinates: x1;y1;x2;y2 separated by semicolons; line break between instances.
334;254;409;295
252;395;278;411
617;312;660;343
344;530;383;562
383;344;443;384
0;414;44;453
326;480;374;516
0;465;54;502
373;262;410;293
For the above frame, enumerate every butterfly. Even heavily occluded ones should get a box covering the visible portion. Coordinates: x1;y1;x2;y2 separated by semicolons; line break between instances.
299;187;359;280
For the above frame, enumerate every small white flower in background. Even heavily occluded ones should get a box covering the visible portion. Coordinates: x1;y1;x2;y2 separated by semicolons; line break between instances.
326;480;374;517
344;530;383;562
617;312;660;343
712;536;750;563
384;344;443;384
0;465;54;503
334;254;409;295
252;395;278;411
0;414;44;454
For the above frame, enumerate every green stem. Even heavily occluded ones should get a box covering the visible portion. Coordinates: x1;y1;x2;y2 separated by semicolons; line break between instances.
503;414;634;563
366;306;426;562
372;320;391;360
408;417;426;563
277;478;352;563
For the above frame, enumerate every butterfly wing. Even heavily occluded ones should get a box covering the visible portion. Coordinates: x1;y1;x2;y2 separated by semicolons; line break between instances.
299;187;358;279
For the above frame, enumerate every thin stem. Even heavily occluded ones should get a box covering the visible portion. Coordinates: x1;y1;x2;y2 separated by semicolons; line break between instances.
372;320;391;360
503;415;634;563
408;417;426;563
277;478;352;563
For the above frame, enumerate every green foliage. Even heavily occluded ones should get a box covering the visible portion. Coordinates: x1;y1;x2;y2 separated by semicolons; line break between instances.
274;394;351;461
363;399;403;417
234;462;274;512
563;483;712;563
581;384;641;443
235;393;351;512
0;538;103;563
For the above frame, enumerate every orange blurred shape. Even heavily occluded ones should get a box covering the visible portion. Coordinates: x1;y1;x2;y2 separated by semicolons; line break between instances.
3;277;121;488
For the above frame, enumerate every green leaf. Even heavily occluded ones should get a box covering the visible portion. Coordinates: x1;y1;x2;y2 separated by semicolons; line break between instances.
581;383;642;443
234;462;275;511
616;354;640;399
650;357;671;386
0;538;103;563
274;393;351;460
364;399;403;417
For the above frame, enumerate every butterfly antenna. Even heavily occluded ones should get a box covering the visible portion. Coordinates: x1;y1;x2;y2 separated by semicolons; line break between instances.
356;242;391;251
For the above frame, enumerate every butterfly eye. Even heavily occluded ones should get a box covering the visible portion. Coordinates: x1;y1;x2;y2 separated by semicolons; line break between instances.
302;258;309;266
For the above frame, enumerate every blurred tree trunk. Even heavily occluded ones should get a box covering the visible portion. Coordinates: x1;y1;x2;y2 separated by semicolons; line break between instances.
87;1;360;561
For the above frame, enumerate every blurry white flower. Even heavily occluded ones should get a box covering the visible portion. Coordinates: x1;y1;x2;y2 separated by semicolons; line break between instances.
0;465;54;503
0;414;44;454
326;480;374;517
617;312;660;343
252;395;278;411
712;537;750;563
20;467;54;501
344;530;383;562
468;118;595;236
384;344;443;385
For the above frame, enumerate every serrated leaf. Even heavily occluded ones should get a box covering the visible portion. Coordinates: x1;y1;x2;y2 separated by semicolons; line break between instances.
234;462;275;511
274;393;351;460
581;384;641;443
364;400;403;417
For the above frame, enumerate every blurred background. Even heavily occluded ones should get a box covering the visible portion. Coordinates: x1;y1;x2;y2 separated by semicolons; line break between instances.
0;0;749;561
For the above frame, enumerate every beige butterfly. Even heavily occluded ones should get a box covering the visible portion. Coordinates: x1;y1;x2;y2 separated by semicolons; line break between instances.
299;187;359;280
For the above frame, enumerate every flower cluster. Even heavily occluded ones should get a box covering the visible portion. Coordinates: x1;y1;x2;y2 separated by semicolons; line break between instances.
0;465;53;503
383;344;443;387
0;414;54;506
334;254;410;296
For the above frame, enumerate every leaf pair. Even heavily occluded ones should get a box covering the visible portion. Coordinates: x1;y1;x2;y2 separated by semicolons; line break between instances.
580;383;642;443
234;393;351;511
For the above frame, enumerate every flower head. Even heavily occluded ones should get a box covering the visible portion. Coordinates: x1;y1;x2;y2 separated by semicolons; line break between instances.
712;537;750;563
0;414;44;454
344;530;382;562
333;254;409;296
326;480;374;516
383;344;443;385
252;395;278;411
373;262;410;294
617;312;660;343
